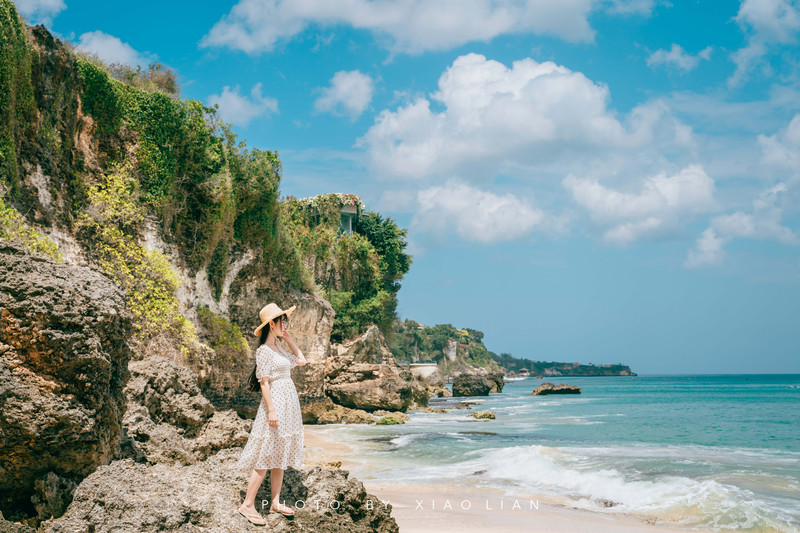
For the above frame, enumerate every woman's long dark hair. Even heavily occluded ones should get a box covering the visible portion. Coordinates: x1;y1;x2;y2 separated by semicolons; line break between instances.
247;322;272;392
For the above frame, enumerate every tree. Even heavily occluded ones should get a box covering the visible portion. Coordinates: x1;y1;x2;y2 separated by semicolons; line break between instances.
354;211;412;293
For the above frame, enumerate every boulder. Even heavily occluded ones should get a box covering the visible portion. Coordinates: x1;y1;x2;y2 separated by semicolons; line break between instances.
485;372;505;393
373;410;409;422
300;397;377;425
42;448;398;533
470;411;496;420
325;359;414;412
530;382;582;395
376;415;405;425
334;325;395;364
120;355;250;465
0;241;133;518
452;374;493;397
323;325;433;413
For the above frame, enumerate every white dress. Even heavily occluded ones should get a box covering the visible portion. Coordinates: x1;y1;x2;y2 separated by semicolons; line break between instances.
236;343;304;473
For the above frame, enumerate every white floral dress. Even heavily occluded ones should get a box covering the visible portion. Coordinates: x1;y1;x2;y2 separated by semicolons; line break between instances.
236;343;304;473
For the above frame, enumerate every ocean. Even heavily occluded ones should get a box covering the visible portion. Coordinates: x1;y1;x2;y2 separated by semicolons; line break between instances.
317;375;800;532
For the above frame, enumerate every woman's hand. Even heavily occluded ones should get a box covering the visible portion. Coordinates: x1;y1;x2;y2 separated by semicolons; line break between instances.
281;329;293;342
268;410;278;429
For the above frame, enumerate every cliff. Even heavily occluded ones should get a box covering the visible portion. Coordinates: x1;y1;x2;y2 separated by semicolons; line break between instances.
0;0;426;413
493;353;637;376
0;1;406;528
390;319;636;377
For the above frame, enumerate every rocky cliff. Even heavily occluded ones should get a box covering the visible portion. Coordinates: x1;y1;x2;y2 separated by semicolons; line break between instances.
0;241;133;518
0;1;424;421
0;1;407;528
0;242;397;531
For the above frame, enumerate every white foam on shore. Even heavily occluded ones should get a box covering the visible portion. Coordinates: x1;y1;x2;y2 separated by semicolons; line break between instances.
468;445;800;532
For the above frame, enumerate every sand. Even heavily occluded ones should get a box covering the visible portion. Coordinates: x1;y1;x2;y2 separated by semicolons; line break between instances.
303;426;699;533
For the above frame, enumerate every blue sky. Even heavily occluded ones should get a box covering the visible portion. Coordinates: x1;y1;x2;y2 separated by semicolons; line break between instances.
16;0;800;374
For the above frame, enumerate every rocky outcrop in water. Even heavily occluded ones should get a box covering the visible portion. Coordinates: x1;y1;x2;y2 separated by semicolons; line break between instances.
0;241;133;519
484;372;504;393
530;382;582;395
452;374;496;396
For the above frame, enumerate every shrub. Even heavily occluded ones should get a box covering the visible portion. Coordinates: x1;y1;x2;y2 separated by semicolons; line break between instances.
0;195;62;261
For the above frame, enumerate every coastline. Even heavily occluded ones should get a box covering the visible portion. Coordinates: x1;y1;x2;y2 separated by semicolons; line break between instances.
303;426;699;533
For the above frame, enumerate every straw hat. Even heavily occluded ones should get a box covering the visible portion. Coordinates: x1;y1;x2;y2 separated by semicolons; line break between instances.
253;303;297;337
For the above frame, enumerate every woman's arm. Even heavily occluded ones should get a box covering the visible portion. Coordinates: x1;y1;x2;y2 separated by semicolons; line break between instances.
280;331;307;366
259;378;279;428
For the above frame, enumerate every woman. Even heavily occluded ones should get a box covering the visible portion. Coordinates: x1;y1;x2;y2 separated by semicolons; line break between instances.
236;303;306;526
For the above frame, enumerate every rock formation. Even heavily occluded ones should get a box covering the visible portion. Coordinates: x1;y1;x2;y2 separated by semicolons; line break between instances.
300;397;377;425
325;326;430;413
530;382;582;395
41;449;398;533
452;374;498;397
485;372;504;393
120;355;250;466
0;241;133;518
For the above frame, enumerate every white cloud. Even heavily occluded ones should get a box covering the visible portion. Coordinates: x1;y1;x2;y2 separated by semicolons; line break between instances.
605;0;655;14
413;180;545;243
207;83;278;126
314;70;374;120
684;227;726;267
564;165;717;245
685;183;799;267
729;0;800;86
200;0;626;55
358;53;691;181
758;113;800;171
76;31;151;67
647;44;713;72
737;0;800;41
14;0;65;24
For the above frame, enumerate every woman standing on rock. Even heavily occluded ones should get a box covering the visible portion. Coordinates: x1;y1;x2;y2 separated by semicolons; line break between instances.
237;303;306;526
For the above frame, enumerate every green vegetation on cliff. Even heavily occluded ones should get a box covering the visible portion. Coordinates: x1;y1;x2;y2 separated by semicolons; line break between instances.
390;319;503;374
0;196;61;260
492;353;636;376
74;164;203;356
0;6;316;360
0;6;411;360
0;1;36;194
282;193;412;342
390;318;635;376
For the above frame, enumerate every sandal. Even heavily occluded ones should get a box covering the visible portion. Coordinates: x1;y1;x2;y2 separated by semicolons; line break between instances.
238;506;266;526
270;503;295;517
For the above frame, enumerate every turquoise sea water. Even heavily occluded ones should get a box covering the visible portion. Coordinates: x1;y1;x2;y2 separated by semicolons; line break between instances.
318;375;800;532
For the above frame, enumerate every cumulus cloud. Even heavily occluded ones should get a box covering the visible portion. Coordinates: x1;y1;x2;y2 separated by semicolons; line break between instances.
314;70;374;120
729;0;800;86
358;53;691;181
564;165;717;245
413;180;545;243
199;0;655;55
207;83;278;126
76;31;152;67
684;227;726;267
758;113;800;171
14;0;65;24
647;44;713;71
685;183;799;267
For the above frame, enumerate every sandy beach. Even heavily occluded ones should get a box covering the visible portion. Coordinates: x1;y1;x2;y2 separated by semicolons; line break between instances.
303;426;699;533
